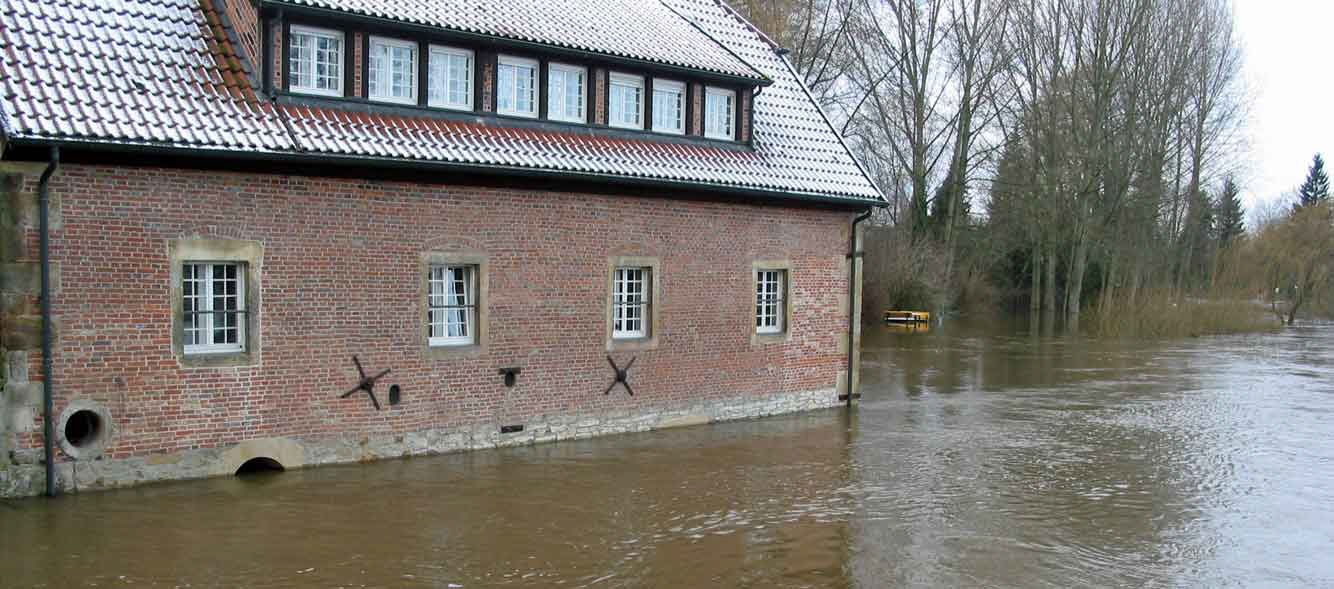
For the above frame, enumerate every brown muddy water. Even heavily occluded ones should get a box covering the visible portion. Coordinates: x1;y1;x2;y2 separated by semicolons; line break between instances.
3;321;1333;588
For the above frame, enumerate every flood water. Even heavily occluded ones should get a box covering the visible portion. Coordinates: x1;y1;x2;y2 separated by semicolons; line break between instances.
3;320;1333;588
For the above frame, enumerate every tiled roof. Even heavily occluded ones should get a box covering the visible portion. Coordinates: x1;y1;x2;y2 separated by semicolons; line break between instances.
0;0;291;151
0;0;883;204
273;0;766;82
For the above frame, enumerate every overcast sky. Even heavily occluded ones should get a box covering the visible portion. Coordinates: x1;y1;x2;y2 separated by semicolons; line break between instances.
1234;0;1333;209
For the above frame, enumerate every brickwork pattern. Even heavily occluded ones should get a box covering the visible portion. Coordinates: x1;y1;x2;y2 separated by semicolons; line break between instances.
8;165;851;477
271;23;284;89
352;33;364;98
740;90;752;143
594;69;607;125
690;84;703;135
481;59;495;113
217;0;260;69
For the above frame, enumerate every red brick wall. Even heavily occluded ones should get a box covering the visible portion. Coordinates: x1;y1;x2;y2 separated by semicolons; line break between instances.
352;32;364;98
216;0;260;68
23;165;850;460
740;90;752;142
270;22;283;89
481;58;495;113
690;83;704;135
594;69;607;125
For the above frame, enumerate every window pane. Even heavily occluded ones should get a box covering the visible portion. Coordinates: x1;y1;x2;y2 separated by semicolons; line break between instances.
706;89;735;139
516;65;534;112
498;64;515;112
609;77;642;128
428;265;475;345
651;81;684;133
290;29;342;95
183;264;200;346
370;40;415;102
756;270;783;333
289;34;311;89
613;267;649;337
499;58;537;116
548;66;585;122
429;49;472;109
183;262;244;352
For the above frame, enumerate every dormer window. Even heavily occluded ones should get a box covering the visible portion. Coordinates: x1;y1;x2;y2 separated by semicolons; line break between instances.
497;55;539;118
368;36;418;105
548;63;587;123
273;17;754;142
428;45;473;110
609;72;644;129
705;87;736;140
651;79;685;135
288;25;344;97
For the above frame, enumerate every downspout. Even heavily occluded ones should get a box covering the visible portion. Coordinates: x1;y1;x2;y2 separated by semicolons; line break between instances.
845;209;872;408
38;146;59;497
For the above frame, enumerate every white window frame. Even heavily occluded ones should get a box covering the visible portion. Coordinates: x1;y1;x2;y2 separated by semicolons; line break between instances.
608;72;645;130
651;79;686;135
368;35;418;105
428;264;477;347
497;55;539;118
612;267;651;339
288;25;344;97
183;262;246;355
755;269;785;334
705;86;736;140
547;62;587;124
428;45;473;111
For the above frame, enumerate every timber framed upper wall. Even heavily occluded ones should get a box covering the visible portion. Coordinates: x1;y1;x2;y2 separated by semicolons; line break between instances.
0;0;885;205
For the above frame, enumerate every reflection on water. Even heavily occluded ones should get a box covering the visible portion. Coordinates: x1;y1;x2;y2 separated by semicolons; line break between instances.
3;321;1333;587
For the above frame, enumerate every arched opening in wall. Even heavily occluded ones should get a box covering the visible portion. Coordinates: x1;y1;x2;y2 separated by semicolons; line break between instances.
234;457;285;476
64;410;102;450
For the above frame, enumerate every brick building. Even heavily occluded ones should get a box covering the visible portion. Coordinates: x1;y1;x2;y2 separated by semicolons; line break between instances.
0;0;882;498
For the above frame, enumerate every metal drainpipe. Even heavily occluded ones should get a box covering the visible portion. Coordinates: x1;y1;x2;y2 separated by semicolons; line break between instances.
38;146;60;497
846;209;872;408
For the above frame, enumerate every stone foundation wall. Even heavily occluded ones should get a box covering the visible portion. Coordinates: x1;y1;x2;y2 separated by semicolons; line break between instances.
1;163;57;494
1;387;837;498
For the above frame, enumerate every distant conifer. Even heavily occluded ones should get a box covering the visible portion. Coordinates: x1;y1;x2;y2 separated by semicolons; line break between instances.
1297;153;1330;208
1216;176;1245;247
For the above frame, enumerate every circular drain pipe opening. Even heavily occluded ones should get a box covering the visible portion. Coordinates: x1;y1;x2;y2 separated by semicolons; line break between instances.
58;401;113;460
65;410;101;449
234;457;285;476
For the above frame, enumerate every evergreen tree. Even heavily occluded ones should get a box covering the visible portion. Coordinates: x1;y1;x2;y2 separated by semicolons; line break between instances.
1215;176;1245;247
1298;153;1330;207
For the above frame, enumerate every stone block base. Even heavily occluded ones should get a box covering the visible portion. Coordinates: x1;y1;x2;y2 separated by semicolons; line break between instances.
0;388;838;499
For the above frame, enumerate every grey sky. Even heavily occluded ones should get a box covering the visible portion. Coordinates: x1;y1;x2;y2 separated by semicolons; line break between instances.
1235;0;1333;208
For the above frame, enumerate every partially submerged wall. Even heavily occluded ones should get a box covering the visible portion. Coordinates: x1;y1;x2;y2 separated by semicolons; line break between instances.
1;163;856;498
0;163;58;497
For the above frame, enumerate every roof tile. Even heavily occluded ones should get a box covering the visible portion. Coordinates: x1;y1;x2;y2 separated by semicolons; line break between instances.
1;0;880;203
275;0;762;81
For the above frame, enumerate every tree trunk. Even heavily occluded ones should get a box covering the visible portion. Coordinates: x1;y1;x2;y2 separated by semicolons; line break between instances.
1098;255;1118;316
1030;247;1043;317
1043;246;1057;321
1067;230;1088;325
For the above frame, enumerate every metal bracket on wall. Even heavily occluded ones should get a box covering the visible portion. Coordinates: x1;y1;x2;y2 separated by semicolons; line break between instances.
604;355;636;396
498;367;522;388
340;355;391;411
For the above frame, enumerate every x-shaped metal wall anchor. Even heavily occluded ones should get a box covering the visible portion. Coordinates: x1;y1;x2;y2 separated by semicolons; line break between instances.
604;355;636;396
340;355;391;410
